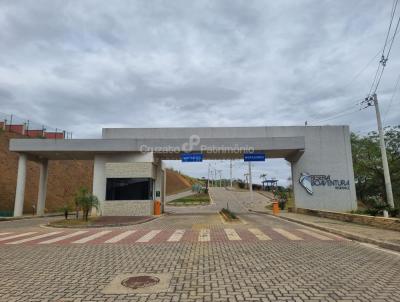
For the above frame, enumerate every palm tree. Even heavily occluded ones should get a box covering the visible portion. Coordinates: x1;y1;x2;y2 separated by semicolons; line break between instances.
74;187;99;221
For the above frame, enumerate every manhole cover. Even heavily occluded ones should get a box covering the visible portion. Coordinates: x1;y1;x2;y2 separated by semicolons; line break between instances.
121;275;160;289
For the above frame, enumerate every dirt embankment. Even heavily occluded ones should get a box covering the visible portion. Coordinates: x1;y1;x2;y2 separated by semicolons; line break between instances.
0;131;93;215
166;169;197;196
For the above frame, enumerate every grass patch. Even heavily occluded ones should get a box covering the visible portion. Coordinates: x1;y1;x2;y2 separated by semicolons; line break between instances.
167;193;210;206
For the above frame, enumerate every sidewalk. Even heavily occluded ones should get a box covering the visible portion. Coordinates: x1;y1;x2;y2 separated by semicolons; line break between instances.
258;210;400;252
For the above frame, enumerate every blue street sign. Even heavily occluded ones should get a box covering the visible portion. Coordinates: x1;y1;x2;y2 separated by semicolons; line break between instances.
244;153;266;162
181;153;203;162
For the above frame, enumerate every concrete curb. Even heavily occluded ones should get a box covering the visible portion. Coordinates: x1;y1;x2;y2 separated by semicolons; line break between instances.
0;212;67;221
250;210;400;253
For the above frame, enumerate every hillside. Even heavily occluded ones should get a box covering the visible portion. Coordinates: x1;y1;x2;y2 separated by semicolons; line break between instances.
166;169;197;195
0;130;93;215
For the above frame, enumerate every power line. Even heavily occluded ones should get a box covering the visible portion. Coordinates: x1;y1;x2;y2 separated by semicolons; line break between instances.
367;0;400;96
343;50;381;90
310;98;365;124
383;73;400;124
315;107;364;124
381;0;398;57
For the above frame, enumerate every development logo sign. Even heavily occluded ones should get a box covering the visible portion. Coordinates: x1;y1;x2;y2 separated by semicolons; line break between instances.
299;173;350;195
299;173;313;195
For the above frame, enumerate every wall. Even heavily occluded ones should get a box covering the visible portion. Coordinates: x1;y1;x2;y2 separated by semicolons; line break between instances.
0;131;93;215
296;208;400;232
92;152;156;216
102;200;154;216
102;126;357;212
105;162;155;178
291;126;357;211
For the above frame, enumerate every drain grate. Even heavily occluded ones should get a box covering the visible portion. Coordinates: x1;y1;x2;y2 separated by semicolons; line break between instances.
121;275;160;289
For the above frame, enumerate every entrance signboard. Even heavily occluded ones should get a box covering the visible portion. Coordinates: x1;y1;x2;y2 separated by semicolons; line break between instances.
181;153;203;162
244;153;266;162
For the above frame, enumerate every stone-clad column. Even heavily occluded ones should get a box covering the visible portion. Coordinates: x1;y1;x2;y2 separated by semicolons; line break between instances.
92;155;106;216
37;159;48;216
14;154;27;217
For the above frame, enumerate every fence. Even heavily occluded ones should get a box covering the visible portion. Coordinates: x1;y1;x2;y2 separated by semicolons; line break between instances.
0;112;72;139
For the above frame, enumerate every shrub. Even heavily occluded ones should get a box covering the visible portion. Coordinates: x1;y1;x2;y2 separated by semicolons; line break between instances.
74;187;99;221
221;208;237;219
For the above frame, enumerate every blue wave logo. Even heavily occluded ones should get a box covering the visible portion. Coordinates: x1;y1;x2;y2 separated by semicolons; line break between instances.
299;173;313;195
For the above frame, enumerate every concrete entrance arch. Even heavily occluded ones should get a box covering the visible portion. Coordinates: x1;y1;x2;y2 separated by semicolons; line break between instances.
10;126;357;217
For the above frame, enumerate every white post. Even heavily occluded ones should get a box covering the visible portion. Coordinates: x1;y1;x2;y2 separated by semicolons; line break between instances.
207;163;210;189
248;162;253;202
230;160;233;187
373;94;394;208
37;159;48;216
14;154;27;217
162;164;166;213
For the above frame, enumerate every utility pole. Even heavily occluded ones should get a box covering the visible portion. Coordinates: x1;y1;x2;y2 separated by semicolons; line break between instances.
207;163;210;190
248;162;253;203
213;169;217;187
219;170;222;187
230;160;233;187
372;93;394;208
248;162;252;193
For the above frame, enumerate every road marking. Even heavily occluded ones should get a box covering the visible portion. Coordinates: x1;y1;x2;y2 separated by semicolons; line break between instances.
198;229;210;242
72;231;112;244
0;232;12;236
224;228;241;241
0;232;37;242
39;231;89;244
167;229;185;242
136;230;161;242
273;228;303;240
248;228;271;240
297;229;333;240
6;232;63;245
104;230;137;243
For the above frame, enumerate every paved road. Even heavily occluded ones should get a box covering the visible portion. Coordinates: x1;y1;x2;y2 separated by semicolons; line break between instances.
166;187;272;214
1;211;400;301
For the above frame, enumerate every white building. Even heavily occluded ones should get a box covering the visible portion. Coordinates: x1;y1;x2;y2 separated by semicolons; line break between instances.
9;126;357;216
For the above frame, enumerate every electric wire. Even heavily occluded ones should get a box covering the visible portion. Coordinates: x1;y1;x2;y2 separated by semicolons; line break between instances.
383;73;400;124
368;0;400;95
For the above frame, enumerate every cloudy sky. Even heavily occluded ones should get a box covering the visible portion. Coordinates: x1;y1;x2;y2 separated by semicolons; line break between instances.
1;0;399;184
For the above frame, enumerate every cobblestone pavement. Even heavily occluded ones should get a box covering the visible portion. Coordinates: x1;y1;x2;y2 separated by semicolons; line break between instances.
1;213;400;301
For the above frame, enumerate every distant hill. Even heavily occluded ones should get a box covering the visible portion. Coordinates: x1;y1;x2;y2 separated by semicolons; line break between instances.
0;130;93;215
166;169;197;196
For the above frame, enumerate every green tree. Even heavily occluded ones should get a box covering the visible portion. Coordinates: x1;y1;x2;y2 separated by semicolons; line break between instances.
74;187;99;221
351;125;400;209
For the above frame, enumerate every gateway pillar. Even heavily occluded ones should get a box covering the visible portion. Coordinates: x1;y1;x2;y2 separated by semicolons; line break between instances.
14;154;27;217
37;159;48;216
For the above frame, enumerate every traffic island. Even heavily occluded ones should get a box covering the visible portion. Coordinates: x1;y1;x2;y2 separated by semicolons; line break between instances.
47;216;156;228
220;208;240;223
167;193;210;206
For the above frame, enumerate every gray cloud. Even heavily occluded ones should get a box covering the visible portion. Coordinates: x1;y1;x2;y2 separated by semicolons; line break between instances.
0;0;399;182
